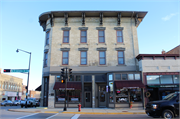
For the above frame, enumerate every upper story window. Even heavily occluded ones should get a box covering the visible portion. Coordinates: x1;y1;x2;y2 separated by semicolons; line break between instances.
44;52;48;67
63;31;69;43
62;51;69;65
99;30;105;43
81;51;87;65
81;30;87;43
118;51;124;65
99;51;106;65
45;31;50;45
117;30;123;43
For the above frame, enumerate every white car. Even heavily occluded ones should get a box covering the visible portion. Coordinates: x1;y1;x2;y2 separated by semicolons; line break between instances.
13;100;21;106
20;98;36;108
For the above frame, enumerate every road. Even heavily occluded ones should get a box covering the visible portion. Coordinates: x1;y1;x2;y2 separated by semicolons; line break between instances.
0;105;179;119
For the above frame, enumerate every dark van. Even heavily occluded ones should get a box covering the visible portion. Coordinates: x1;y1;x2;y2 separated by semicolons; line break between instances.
145;92;179;119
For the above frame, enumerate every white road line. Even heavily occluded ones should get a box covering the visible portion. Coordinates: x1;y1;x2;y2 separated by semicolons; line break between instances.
46;113;59;119
71;114;81;119
16;113;39;119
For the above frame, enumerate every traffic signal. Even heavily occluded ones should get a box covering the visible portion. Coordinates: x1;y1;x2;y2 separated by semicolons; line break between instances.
4;69;11;72
61;79;65;83
61;68;65;83
68;68;72;79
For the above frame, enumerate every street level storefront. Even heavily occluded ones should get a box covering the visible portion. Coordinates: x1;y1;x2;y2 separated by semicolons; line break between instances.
143;72;179;104
50;72;145;108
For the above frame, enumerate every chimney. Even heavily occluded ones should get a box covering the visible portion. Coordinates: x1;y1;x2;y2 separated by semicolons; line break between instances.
162;49;166;54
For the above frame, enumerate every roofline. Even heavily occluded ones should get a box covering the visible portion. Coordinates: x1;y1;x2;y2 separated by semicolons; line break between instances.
166;45;180;54
136;54;179;60
39;10;148;22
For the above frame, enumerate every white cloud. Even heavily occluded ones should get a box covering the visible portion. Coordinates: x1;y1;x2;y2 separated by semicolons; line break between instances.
162;13;178;21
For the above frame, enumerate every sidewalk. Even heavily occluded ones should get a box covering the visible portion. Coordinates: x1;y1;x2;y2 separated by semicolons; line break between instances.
8;107;146;115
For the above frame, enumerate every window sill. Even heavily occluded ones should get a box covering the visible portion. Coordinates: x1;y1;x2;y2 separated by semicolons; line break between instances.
60;43;70;46
43;65;48;68
96;43;106;45
78;43;88;45
115;43;125;45
116;64;126;66
79;65;88;67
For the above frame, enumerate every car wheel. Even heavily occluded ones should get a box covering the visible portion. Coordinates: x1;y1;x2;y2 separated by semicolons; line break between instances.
21;105;23;108
30;103;33;107
4;104;6;106
162;109;174;119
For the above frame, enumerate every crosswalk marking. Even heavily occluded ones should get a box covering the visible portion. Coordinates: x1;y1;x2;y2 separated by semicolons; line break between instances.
46;113;59;119
71;114;81;119
16;113;39;119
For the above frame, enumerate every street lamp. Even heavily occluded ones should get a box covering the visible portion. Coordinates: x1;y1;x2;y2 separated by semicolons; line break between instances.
16;49;31;108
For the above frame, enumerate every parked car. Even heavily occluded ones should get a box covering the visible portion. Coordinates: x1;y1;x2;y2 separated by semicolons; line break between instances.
35;100;40;107
1;100;13;106
145;92;179;119
20;98;36;108
13;100;21;106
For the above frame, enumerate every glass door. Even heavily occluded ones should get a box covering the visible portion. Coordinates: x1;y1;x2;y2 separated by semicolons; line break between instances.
85;92;91;107
99;85;106;107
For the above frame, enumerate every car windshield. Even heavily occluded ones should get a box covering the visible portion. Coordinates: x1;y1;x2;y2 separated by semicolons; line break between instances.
163;93;178;101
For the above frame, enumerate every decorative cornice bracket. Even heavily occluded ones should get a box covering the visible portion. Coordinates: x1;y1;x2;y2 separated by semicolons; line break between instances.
82;12;85;26
48;14;54;27
117;13;121;26
100;12;103;26
64;13;68;26
135;14;140;26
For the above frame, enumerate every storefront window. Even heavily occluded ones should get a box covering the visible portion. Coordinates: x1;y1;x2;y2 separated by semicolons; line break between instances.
147;75;160;84
68;90;81;102
122;74;128;80
76;75;81;81
115;74;121;80
55;90;81;103
173;75;179;84
128;74;134;80
109;82;113;103
135;74;140;80
160;75;173;84
130;88;142;102
116;88;128;103
56;76;61;81
84;75;92;82
109;74;113;81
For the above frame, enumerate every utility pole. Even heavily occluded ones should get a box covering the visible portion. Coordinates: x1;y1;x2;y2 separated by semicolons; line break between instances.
64;67;67;111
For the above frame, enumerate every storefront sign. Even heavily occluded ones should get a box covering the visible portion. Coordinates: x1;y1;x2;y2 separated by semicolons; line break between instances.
71;98;78;101
7;92;17;96
58;98;65;101
59;88;75;90
148;85;179;88
123;87;139;89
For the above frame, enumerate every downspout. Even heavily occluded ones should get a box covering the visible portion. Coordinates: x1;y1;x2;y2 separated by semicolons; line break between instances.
131;12;138;71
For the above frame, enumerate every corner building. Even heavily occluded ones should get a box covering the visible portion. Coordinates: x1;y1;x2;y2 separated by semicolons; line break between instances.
38;11;147;108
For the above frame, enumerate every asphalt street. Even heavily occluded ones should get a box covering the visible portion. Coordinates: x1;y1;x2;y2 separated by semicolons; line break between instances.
0;106;179;119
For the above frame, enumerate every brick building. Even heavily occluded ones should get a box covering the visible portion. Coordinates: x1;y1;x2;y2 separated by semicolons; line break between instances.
38;11;147;108
0;68;23;102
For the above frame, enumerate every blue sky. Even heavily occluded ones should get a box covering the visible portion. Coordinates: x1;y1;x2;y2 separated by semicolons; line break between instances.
0;0;179;90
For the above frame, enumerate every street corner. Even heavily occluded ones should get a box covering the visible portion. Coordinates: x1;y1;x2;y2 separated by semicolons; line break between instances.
8;109;41;113
62;111;146;115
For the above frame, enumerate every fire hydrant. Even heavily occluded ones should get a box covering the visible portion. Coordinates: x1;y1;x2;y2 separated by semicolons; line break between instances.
130;101;133;109
78;103;81;112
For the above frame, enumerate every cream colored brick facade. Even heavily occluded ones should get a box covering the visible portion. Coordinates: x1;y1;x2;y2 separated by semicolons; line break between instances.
46;17;139;67
39;11;147;108
0;68;23;102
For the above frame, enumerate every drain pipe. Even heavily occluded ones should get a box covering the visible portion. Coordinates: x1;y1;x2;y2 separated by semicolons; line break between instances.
131;12;138;71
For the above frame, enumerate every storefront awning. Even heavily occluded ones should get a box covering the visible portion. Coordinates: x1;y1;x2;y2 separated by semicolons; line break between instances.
53;82;82;90
35;85;41;91
115;80;145;89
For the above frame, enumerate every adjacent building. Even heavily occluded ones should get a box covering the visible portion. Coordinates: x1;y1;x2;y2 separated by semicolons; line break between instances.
29;90;41;99
0;68;23;102
136;50;179;107
38;11;147;108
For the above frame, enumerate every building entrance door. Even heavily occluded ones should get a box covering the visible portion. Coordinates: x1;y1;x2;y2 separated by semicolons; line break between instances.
84;92;91;107
99;85;106;107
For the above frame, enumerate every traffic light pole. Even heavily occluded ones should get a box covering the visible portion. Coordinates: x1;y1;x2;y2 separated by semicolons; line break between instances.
63;67;67;111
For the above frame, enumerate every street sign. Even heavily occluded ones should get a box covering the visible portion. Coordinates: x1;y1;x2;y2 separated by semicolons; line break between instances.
11;69;29;73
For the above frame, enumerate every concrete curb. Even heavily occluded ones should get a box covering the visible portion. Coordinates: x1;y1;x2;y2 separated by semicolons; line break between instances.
62;112;146;115
8;109;146;115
